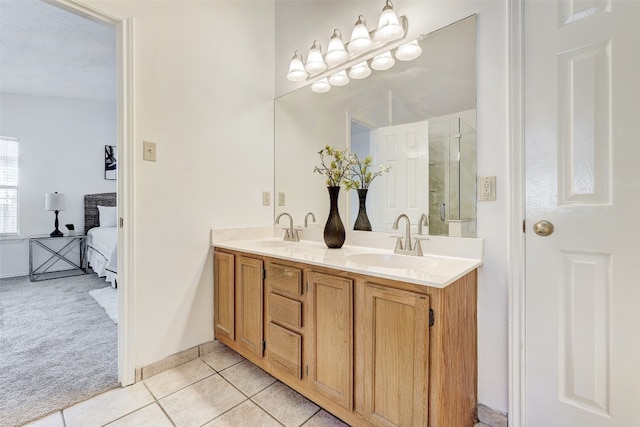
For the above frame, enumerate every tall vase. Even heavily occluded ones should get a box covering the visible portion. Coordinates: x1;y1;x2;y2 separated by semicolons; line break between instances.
324;186;346;248
353;188;372;231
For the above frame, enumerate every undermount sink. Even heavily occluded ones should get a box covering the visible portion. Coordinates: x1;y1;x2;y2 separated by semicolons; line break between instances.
344;253;438;271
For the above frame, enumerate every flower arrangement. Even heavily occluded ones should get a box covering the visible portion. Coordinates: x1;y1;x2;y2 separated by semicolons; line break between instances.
344;154;391;190
313;145;356;187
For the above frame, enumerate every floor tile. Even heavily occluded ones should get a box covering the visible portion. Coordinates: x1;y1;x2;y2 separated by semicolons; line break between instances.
303;409;350;427
105;403;174;427
203;400;281;427
159;374;246;427
144;358;215;399
63;382;154;427
200;339;226;355
201;347;245;371
24;411;65;427
218;360;276;397
253;382;320;427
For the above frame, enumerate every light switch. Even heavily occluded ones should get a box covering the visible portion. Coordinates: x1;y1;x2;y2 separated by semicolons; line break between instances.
278;192;286;206
143;141;157;162
262;191;271;206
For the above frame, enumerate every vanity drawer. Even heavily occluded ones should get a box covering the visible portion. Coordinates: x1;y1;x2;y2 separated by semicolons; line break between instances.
269;293;302;329
268;264;302;295
267;322;301;379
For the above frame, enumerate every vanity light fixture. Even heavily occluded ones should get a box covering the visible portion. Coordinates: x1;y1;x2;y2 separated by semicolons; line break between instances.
311;78;332;93
286;0;414;92
395;39;423;61
371;50;396;70
325;29;349;66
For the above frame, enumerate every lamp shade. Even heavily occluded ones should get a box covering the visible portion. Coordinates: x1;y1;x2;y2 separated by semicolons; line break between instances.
325;29;349;66
374;0;403;42
305;40;327;74
348;15;373;55
311;78;332;93
328;70;350;87
287;51;308;82
371;51;396;70
395;39;422;61
349;61;372;80
45;192;65;211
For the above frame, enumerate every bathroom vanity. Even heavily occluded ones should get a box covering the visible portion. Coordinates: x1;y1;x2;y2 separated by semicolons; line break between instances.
212;236;481;427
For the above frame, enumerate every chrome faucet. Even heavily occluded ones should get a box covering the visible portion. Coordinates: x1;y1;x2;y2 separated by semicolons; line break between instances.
391;213;425;256
418;213;429;235
275;212;299;242
304;212;316;227
392;214;413;252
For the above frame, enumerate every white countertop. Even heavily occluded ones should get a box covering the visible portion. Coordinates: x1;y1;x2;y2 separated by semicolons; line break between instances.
212;236;482;289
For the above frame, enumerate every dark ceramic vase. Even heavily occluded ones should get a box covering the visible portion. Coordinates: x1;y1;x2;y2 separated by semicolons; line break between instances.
323;186;346;248
353;188;372;231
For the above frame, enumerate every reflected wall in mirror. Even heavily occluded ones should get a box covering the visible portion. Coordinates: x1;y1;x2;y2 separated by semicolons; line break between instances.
275;15;476;237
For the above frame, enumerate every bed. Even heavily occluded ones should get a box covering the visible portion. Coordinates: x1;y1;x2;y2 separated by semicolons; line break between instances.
84;193;117;288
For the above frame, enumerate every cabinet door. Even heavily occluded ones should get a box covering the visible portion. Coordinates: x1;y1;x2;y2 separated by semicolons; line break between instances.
236;256;264;358
213;251;235;340
363;284;430;427
307;272;353;410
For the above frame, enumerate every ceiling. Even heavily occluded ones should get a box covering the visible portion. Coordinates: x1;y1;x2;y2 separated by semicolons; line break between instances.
0;0;116;102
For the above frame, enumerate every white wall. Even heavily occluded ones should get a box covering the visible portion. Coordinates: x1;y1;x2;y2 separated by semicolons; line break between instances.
0;93;117;277
275;0;509;414
85;0;275;368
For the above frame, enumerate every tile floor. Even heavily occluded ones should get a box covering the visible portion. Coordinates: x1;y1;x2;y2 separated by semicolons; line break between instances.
26;341;489;427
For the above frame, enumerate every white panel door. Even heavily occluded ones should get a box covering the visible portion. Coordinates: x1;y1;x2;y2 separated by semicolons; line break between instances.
373;121;429;232
525;1;640;426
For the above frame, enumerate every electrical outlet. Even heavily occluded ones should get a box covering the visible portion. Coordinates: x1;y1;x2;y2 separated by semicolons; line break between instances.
143;141;157;162
478;176;496;201
278;192;286;206
262;191;271;206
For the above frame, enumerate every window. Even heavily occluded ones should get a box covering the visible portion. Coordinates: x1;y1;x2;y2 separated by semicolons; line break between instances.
0;136;19;236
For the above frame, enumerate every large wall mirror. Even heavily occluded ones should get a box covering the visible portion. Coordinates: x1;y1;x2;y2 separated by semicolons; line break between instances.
275;15;476;237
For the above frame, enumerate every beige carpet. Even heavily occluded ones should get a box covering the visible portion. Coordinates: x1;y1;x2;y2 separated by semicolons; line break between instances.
0;273;118;427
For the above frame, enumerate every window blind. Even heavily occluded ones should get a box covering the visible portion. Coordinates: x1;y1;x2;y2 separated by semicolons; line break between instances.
0;136;19;235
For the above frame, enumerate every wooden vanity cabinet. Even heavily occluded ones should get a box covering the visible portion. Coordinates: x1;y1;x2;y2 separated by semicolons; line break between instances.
214;248;477;427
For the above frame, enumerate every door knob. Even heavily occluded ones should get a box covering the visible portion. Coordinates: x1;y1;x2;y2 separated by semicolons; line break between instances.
533;220;554;236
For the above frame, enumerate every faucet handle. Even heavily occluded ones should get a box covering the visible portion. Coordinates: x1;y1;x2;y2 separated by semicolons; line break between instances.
413;237;428;256
390;235;404;252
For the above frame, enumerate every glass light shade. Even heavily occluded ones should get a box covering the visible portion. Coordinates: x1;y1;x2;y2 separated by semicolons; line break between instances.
311;78;331;93
305;41;327;74
325;29;349;66
348;15;373;55
349;61;372;80
395;39;422;61
371;51;395;70
44;192;66;211
374;0;403;42
328;70;350;87
286;52;308;82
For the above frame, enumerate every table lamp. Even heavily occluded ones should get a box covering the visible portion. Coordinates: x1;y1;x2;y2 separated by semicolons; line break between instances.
45;192;65;237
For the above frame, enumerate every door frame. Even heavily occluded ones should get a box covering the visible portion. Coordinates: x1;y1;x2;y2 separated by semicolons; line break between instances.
45;0;136;386
507;0;526;425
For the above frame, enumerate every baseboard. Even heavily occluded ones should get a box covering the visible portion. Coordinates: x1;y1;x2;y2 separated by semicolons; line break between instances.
135;339;224;381
478;403;508;427
0;272;28;279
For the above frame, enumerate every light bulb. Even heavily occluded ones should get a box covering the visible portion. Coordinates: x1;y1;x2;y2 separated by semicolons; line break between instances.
349;61;372;80
374;0;403;42
395;39;422;61
328;70;350;87
305;41;327;74
286;51;308;82
311;78;331;93
348;15;373;55
325;29;349;66
371;51;395;71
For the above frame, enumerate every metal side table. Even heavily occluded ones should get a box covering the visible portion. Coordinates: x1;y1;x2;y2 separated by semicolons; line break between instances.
29;235;87;282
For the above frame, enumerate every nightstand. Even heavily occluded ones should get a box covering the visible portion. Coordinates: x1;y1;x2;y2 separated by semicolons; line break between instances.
29;235;88;282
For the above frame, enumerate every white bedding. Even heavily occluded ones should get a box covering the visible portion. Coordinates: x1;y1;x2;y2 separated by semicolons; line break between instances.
87;226;117;287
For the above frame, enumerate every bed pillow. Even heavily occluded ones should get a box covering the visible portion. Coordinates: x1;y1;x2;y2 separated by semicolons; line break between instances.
97;205;117;228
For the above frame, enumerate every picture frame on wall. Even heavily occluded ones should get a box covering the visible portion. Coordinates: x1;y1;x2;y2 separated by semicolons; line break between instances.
105;145;117;180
